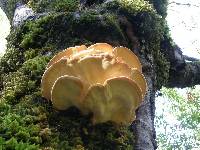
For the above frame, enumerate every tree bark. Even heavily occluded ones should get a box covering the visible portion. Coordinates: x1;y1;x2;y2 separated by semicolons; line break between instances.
132;59;157;149
168;58;200;88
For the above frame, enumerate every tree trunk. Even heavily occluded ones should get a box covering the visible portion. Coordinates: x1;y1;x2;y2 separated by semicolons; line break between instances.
0;0;199;149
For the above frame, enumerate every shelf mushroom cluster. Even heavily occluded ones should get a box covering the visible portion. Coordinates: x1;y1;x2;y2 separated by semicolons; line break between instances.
41;43;147;124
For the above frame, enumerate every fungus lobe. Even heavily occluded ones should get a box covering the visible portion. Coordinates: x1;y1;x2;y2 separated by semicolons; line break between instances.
41;43;147;124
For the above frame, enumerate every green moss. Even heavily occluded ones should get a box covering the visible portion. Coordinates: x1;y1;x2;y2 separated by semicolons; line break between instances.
73;10;126;44
14;13;88;51
51;0;79;12
0;94;135;149
1;71;35;104
7;9;126;53
5;0;79;21
1;137;39;150
133;12;170;88
85;0;104;6
148;0;168;18
104;0;170;88
0;99;44;149
28;0;79;13
104;0;154;15
0;48;50;96
0;47;24;73
47;107;134;149
105;0;167;18
20;55;50;80
23;47;53;60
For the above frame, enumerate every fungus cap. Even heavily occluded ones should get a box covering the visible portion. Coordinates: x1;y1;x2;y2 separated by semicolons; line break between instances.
41;58;73;100
84;77;142;124
113;46;142;72
41;43;147;125
51;75;84;110
87;43;113;53
47;45;87;68
42;55;139;101
130;68;147;97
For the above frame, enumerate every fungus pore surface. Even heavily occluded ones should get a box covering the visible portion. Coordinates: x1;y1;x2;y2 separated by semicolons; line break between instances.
41;43;147;124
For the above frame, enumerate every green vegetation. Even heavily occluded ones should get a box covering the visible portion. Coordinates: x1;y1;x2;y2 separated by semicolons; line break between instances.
148;0;168;18
155;87;200;149
5;0;79;20
28;0;79;13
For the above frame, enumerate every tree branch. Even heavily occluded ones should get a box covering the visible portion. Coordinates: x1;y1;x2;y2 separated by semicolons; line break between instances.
184;55;199;62
162;38;200;88
167;60;200;88
168;2;200;8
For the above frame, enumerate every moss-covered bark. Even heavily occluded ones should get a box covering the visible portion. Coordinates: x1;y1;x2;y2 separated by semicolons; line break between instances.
0;0;171;149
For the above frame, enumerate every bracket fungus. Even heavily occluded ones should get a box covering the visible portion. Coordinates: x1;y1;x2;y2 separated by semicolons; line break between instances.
41;43;147;124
